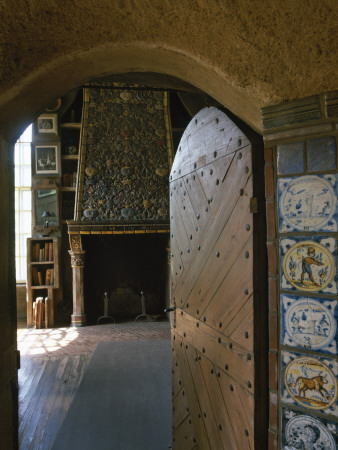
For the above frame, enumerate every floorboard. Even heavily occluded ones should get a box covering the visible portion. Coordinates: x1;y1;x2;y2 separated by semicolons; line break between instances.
18;321;170;450
19;356;91;450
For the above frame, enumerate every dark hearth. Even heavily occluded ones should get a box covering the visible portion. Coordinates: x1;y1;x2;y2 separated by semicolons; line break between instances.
83;234;168;324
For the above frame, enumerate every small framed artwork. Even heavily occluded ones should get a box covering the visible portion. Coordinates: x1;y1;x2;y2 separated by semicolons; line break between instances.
33;143;60;176
37;114;58;134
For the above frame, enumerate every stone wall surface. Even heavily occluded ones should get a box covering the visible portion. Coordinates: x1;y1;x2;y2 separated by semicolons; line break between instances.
0;1;337;137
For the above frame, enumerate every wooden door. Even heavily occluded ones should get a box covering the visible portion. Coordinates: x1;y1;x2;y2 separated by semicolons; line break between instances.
169;107;267;449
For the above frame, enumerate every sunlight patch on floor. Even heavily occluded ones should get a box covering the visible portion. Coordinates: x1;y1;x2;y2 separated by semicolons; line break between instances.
18;327;79;356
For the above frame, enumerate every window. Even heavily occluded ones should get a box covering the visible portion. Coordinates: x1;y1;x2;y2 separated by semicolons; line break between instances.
15;125;32;282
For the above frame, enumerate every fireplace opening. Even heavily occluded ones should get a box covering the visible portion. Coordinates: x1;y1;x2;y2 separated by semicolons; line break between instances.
82;234;169;324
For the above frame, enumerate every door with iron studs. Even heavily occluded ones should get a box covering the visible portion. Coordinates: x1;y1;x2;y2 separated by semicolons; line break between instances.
169;107;267;449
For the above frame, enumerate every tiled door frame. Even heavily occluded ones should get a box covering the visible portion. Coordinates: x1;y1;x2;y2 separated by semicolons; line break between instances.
262;91;338;449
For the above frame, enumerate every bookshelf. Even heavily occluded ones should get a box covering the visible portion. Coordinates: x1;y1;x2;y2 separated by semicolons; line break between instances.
26;90;83;327
60;126;80;222
60;92;82;224
26;237;60;328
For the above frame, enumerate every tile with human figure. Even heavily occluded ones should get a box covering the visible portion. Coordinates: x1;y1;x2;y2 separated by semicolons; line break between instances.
280;236;337;294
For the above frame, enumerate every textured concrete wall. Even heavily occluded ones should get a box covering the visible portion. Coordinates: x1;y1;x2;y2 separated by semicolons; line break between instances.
0;0;337;138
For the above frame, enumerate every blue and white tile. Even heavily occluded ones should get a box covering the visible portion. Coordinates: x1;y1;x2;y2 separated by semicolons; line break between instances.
281;350;338;416
282;407;337;449
280;236;337;294
307;136;337;172
281;294;338;354
277;141;304;175
278;174;338;233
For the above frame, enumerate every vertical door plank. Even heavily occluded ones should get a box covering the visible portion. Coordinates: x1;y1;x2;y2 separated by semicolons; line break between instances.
203;235;253;330
172;415;196;450
217;370;255;449
172;388;190;431
173;335;211;450
198;354;239;449
184;345;224;450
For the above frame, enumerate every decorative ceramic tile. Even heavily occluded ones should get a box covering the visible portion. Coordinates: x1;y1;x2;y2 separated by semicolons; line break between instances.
280;236;337;294
307;136;336;172
277;142;304;175
282;407;337;449
281;350;338;415
278;174;338;232
281;294;338;354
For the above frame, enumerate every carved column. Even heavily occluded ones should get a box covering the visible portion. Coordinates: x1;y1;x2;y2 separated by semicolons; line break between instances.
69;234;86;326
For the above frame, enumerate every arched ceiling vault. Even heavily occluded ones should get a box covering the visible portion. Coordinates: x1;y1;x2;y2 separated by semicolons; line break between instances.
0;0;337;140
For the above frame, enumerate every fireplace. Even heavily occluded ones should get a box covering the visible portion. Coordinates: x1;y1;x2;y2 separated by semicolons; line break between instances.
82;233;169;324
67;223;170;326
66;85;173;326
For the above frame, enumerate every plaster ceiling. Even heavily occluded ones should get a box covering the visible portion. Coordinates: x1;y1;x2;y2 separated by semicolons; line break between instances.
0;0;337;138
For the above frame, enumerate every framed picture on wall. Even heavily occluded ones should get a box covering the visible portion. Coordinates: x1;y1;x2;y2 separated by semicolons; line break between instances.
37;114;58;134
33;143;60;176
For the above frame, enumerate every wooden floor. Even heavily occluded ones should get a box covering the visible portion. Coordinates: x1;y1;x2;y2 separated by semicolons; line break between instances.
18;321;170;449
19;355;91;450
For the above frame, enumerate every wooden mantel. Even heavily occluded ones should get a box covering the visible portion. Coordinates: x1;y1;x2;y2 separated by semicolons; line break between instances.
67;220;170;235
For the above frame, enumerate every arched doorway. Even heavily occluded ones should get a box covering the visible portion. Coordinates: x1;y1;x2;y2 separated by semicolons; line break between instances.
3;64;266;450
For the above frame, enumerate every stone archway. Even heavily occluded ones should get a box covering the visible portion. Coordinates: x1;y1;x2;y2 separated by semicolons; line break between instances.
0;54;264;447
1;44;263;143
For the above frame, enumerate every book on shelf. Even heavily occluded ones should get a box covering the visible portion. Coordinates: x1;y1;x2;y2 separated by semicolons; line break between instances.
63;173;72;187
37;271;43;286
44;242;49;260
31;267;39;285
39;248;45;261
48;242;53;261
45;269;51;286
45;297;49;328
33;297;44;329
45;268;54;286
34;243;40;261
63;172;77;187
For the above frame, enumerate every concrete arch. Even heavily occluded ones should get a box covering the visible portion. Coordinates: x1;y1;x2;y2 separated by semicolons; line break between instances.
1;43;261;141
1;0;337;140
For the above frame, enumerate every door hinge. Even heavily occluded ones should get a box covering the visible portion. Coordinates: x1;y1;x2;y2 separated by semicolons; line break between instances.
250;197;258;214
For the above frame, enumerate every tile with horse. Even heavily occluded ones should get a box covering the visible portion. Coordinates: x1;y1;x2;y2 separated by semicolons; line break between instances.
281;350;338;416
